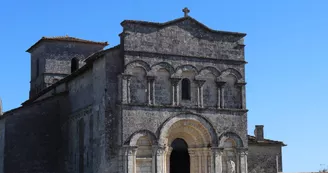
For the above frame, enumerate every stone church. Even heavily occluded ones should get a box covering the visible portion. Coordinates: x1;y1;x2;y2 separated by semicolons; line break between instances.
0;8;286;173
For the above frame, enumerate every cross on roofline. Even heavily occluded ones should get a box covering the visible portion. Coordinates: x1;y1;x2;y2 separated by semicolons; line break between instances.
183;7;190;17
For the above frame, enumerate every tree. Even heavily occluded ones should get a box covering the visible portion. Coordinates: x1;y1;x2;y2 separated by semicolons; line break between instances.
319;164;328;172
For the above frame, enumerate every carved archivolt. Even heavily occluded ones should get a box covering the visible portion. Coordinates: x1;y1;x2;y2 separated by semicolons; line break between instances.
158;113;218;147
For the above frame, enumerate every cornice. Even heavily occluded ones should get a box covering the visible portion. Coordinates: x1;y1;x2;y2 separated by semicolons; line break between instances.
124;50;247;65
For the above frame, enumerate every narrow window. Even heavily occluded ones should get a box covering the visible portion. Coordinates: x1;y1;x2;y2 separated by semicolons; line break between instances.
182;78;191;100
71;58;79;73
36;59;39;77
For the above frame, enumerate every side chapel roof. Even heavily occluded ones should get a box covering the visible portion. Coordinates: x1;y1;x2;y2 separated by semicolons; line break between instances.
248;135;287;146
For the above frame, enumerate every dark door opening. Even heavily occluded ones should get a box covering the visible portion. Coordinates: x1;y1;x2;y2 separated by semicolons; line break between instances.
170;138;190;173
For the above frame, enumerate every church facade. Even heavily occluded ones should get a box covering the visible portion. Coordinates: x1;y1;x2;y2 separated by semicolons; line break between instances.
0;9;285;173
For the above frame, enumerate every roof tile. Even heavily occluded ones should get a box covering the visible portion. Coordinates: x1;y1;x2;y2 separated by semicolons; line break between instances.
26;35;108;52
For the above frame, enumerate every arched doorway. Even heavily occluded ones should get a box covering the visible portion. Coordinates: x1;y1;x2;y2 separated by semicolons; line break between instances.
170;138;190;173
159;118;216;173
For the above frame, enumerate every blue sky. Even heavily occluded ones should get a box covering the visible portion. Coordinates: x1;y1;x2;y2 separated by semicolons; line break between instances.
1;0;327;172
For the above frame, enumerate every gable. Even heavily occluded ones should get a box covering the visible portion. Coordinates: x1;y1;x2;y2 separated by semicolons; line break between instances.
121;17;246;60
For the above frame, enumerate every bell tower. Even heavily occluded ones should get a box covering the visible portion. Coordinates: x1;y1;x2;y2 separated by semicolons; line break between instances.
26;36;108;98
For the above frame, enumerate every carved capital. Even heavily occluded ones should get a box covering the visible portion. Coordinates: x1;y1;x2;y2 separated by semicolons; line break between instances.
236;80;247;86
194;79;206;87
121;73;132;80
237;148;248;156
146;75;156;81
125;146;137;156
212;147;224;155
188;148;198;157
216;81;226;87
170;77;181;86
156;147;166;156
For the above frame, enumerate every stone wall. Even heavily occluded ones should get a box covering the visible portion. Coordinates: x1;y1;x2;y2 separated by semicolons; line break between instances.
121;109;247;147
248;144;283;173
59;53;108;173
104;48;124;173
121;17;245;61
3;95;66;173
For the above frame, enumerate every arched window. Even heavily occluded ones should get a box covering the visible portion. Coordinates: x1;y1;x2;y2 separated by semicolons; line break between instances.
71;58;79;73
181;78;191;100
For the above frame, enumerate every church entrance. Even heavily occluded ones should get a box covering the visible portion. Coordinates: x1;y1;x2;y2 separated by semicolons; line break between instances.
170;138;190;173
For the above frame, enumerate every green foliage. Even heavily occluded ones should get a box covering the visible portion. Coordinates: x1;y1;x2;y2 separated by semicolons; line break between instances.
319;164;328;172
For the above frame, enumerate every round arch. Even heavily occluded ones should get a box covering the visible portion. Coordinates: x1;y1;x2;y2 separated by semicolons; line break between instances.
158;113;218;147
124;60;151;74
218;132;244;148
172;65;198;77
196;66;221;78
220;68;243;80
149;62;175;75
126;129;157;146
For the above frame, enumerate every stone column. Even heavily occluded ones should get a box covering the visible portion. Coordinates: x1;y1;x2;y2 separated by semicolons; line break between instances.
166;147;173;173
147;76;155;105
210;150;215;173
236;81;247;109
195;80;206;108
170;78;181;106
123;148;128;173
156;147;165;173
152;146;157;173
152;77;156;105
236;150;240;173
126;146;137;173
122;74;132;104
216;81;226;109
212;148;224;173
198;149;202;173
188;148;197;173
238;149;248;173
202;148;209;173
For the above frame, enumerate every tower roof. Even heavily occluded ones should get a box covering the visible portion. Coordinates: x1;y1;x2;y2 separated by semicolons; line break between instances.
26;35;109;52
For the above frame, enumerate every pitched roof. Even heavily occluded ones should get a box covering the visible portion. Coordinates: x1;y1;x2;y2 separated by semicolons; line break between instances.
248;135;287;146
84;45;120;63
121;16;246;37
26;36;109;52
